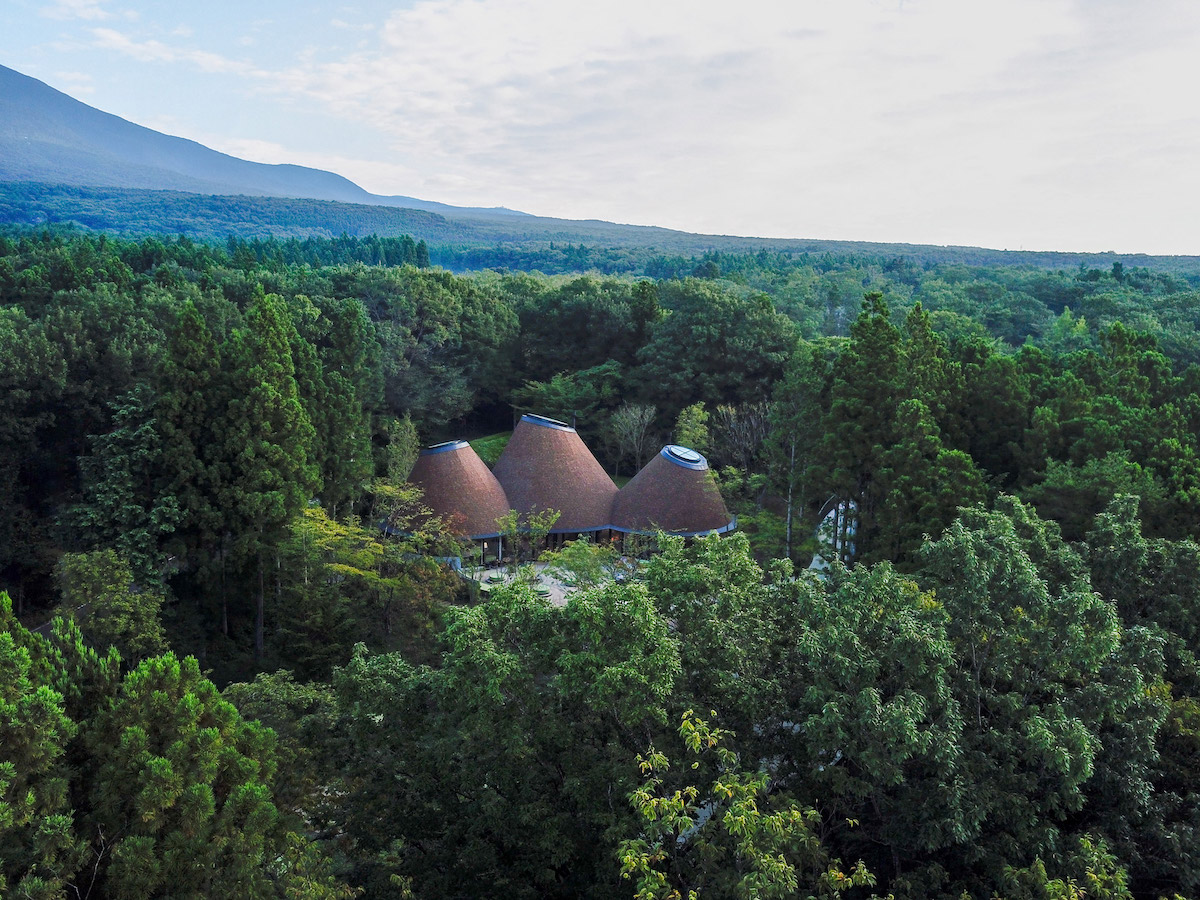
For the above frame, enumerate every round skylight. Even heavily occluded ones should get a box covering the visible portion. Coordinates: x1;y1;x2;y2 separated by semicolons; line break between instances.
666;445;702;463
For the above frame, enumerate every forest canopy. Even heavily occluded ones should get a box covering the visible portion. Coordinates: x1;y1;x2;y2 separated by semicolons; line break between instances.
4;226;1200;898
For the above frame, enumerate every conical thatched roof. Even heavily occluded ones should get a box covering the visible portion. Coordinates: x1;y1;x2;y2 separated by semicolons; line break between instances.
408;440;511;538
492;414;618;533
611;445;734;536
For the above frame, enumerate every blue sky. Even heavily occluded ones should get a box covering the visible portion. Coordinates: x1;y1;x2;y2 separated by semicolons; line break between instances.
3;0;1199;254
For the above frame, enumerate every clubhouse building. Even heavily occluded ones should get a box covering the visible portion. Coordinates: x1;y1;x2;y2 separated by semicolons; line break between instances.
407;414;735;560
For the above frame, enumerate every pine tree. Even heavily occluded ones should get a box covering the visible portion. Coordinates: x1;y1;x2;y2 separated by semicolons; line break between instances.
0;605;87;897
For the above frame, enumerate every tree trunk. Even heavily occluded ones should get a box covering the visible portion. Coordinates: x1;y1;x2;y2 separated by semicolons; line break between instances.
255;550;265;661
784;439;796;559
220;540;229;637
274;550;282;638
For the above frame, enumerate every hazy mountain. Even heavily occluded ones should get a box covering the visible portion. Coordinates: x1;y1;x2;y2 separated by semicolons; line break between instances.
0;63;525;218
6;181;1199;277
4;64;1198;274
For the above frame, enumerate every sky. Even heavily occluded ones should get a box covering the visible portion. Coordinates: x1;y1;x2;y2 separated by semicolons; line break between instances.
3;0;1199;254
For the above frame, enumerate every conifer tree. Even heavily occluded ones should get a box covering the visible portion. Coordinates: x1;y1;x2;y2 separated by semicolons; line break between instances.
72;384;181;586
819;292;906;560
0;619;86;897
55;549;167;665
2;592;351;899
155;300;224;569
218;289;318;658
316;298;379;514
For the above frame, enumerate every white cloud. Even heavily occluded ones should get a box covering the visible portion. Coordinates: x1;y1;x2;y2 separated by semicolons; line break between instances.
91;27;269;77
54;69;95;94
42;0;110;20
264;1;1099;230
205;136;422;191
74;0;1200;251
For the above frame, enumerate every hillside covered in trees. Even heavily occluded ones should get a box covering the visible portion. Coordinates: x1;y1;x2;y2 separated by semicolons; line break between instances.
4;227;1200;899
7;182;1200;277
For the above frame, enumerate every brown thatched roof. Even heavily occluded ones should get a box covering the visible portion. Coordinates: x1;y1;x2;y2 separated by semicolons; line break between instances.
611;445;735;536
492;414;618;533
408;440;512;538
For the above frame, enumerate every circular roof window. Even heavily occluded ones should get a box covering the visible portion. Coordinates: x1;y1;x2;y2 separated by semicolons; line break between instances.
522;414;573;431
663;445;708;469
421;440;467;455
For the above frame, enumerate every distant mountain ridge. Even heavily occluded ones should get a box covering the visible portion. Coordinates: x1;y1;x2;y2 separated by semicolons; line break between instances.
6;181;1200;277
2;63;1199;274
0;63;525;218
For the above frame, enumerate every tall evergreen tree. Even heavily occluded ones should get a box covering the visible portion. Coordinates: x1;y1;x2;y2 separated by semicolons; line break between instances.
218;289;318;658
72;384;181;586
156;300;224;570
315;298;379;515
819;292;907;561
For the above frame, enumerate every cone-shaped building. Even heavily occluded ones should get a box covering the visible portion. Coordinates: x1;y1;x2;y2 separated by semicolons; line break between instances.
408;440;511;539
492;414;618;533
611;445;735;536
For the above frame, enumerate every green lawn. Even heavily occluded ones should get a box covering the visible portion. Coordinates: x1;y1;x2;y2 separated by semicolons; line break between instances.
470;432;512;466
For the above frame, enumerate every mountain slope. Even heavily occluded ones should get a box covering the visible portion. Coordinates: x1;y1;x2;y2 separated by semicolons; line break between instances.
0;63;523;217
3;65;1197;273
5;182;1200;277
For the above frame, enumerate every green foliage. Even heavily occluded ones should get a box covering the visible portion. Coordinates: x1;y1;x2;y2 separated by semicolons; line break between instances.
219;289;319;559
920;496;1161;890
83;652;284;899
769;563;966;873
634;279;796;415
1083;496;1200;894
0;591;351;899
765;339;835;560
672;403;710;455
818;294;984;566
618;710;875;900
540;536;630;590
69;383;182;584
384;414;420;482
55;549;167;664
994;836;1133;900
222;670;340;826
514;359;625;458
0;606;86;898
7;225;1200;898
330;579;681;898
154;298;225;571
641;534;777;740
469;431;512;467
274;503;459;677
1026;452;1167;542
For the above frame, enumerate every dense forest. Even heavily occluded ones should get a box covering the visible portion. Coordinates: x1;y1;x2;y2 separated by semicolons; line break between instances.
4;226;1200;899
8;182;1200;276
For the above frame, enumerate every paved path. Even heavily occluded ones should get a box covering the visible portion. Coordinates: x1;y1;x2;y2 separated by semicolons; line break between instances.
464;562;571;607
